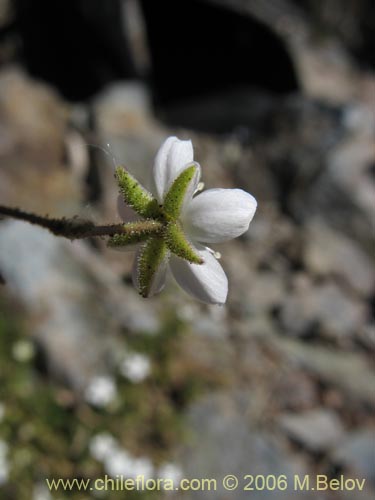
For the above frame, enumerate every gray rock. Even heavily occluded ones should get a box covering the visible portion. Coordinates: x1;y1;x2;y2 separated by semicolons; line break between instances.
246;271;286;313
0;221;161;390
303;222;375;297
358;324;375;351
278;409;345;452
268;335;375;404
274;371;319;411
178;392;315;499
280;279;368;339
331;429;375;485
0;221;112;389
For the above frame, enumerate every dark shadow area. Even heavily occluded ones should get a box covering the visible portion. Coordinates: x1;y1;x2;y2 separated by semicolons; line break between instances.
12;0;137;101
140;0;299;105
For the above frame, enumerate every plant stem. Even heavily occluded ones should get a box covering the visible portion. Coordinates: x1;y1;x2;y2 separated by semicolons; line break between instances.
0;205;160;240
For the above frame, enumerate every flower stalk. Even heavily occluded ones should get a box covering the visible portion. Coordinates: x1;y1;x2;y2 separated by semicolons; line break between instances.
0;205;160;240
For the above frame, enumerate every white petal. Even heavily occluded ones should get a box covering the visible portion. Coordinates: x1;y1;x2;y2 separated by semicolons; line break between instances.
153;136;178;201
183;188;257;243
132;246;169;297
170;248;228;305
153;136;195;201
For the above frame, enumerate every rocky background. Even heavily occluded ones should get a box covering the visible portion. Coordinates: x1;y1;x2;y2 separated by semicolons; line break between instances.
0;1;374;499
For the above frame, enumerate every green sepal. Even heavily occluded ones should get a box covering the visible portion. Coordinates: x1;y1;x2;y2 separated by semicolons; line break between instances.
107;220;163;248
136;238;168;298
115;167;161;219
163;164;198;220
164;222;203;264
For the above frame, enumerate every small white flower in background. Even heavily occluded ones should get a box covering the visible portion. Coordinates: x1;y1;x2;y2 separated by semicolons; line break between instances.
157;462;183;484
89;433;118;462
0;440;9;486
120;353;151;383
104;449;154;480
111;136;257;305
90;433;155;481
32;482;52;500
84;375;117;408
12;339;35;362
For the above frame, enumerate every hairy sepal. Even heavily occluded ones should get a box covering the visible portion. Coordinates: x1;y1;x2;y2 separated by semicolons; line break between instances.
165;222;203;264
115;167;161;219
107;220;163;248
163;164;198;220
136;238;168;298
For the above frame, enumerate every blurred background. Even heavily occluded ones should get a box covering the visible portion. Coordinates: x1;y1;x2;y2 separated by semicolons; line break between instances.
0;0;374;499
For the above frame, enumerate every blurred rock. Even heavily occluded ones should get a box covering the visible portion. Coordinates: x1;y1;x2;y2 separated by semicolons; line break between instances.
278;409;345;452
268;335;375;404
292;124;375;251
178;392;314;499
331;429;375;486
303;222;375;297
0;67;81;215
0;67;67;163
358;324;375;351
0;220;161;391
280;279;368;340
274;371;319;411
0;221;112;389
246;271;286;313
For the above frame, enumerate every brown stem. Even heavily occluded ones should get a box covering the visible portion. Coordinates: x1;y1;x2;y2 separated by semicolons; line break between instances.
0;204;155;240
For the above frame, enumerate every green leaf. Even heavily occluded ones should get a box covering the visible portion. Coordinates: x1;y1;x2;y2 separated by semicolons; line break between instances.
107;220;163;247
115;167;161;219
136;238;169;298
164;222;203;264
163;164;198;219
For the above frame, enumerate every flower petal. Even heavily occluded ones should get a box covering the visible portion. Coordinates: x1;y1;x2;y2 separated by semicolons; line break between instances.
183;188;257;243
132;239;169;297
153;136;195;201
170;248;228;305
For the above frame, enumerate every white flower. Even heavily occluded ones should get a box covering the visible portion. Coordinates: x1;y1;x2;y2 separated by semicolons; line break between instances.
32;483;53;500
12;339;35;362
120;353;151;383
89;433;118;462
104;449;154;480
157;462;183;483
84;375;117;408
117;136;257;305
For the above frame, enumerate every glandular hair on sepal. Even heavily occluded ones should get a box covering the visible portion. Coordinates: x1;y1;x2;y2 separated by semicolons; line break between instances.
115;167;161;219
107;220;163;247
164;222;203;264
136;238;168;297
163;164;198;219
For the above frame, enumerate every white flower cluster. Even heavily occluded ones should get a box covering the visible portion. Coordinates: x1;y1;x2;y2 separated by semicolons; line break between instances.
89;433;183;485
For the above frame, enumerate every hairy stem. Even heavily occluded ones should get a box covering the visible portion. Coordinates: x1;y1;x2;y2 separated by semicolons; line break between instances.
0;205;159;240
